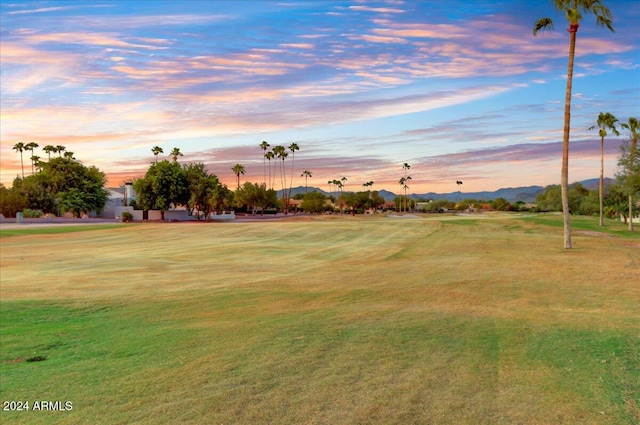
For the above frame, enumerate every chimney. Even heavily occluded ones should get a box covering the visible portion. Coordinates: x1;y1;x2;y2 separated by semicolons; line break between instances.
124;182;133;206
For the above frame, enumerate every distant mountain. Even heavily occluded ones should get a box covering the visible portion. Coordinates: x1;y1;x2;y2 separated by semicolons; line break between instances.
413;186;544;203
578;177;615;191
280;178;613;203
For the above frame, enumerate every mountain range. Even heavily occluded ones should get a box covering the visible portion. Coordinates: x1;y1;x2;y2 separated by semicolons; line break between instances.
282;178;615;203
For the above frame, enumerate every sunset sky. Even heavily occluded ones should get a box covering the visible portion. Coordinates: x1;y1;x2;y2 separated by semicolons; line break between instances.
1;0;638;194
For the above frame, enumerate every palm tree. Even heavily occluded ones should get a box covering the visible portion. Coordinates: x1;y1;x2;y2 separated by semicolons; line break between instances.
340;176;347;193
288;143;300;206
12;142;25;179
402;163;411;212
260;141;270;186
399;177;406;212
55;145;66;157
25;142;39;175
534;0;614;248
265;151;275;190
170;147;183;163
403;163;411;176
301;170;312;193
152;146;164;163
232;164;246;190
620;117;639;232
363;180;374;210
334;179;344;212
64;151;75;160
588;112;619;226
273;146;288;211
333;179;342;195
30;156;42;172
43;145;56;161
456;180;463;202
404;176;412;212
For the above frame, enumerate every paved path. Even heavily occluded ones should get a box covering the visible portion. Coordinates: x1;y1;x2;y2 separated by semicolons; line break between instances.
0;218;121;230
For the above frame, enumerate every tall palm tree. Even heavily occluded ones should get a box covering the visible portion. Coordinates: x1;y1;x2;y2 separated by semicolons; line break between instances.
232;164;246;190
265;151;275;190
288;143;299;205
363;180;374;210
334;179;344;211
534;0;614;248
273;146;288;211
260;141;270;186
152;146;164;163
25;142;39;175
301;170;312;193
398;178;405;212
31;156;42;172
170;147;183;163
43;145;56;161
402;163;411;176
404;176;412;212
402;163;411;212
55;145;66;157
621;117;639;232
456;180;463;203
12;142;25;179
588;112;619;226
333;179;342;194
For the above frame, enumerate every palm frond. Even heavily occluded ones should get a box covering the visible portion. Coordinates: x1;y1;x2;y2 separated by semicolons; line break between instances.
533;17;554;36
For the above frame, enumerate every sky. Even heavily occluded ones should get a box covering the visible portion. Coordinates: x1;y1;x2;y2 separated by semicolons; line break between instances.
1;0;638;195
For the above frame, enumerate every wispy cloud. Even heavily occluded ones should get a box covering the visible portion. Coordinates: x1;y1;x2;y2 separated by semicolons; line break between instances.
1;1;636;191
8;6;74;15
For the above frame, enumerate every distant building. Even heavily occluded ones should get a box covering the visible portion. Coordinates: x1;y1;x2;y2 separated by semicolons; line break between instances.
99;183;135;219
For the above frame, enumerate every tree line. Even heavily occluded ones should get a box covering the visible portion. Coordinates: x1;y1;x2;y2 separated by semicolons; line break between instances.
1;144;108;218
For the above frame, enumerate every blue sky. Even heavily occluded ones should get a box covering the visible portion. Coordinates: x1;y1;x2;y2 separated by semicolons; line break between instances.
1;0;638;193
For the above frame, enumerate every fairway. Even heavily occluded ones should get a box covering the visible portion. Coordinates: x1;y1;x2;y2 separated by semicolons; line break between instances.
1;214;639;424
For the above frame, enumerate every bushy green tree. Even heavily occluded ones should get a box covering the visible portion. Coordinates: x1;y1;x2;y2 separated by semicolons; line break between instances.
301;191;327;214
9;157;108;217
536;185;562;212
604;183;633;223
617;118;640;230
183;162;229;220
422;199;455;213
491;198;513;211
234;182;277;215
0;183;27;217
133;160;188;220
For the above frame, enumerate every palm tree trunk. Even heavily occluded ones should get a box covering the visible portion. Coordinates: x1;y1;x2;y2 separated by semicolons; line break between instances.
20;153;24;179
599;136;604;227
288;154;295;209
560;24;578;249
629;138;636;232
29;149;34;175
280;160;286;213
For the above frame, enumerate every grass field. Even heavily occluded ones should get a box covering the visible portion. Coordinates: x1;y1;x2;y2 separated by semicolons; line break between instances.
1;213;638;424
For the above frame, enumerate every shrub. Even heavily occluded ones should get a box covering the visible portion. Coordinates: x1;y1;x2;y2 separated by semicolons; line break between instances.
22;209;44;218
121;211;134;222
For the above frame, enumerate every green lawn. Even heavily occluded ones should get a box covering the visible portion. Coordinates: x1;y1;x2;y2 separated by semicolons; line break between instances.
1;214;638;424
